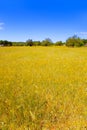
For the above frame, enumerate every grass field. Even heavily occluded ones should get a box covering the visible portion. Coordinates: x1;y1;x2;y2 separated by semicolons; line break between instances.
0;46;87;130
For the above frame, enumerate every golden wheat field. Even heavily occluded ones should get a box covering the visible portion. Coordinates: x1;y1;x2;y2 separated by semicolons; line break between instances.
0;46;87;130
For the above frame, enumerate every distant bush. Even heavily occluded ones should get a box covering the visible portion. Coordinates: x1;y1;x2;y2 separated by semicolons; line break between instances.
41;38;53;46
82;39;87;45
26;39;33;46
33;41;41;46
0;36;86;47
66;36;84;47
12;42;25;46
0;40;12;46
55;41;63;46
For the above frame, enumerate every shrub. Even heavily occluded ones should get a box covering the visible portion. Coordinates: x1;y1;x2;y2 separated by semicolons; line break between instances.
26;39;33;46
33;41;41;46
41;38;53;46
66;36;84;47
0;40;12;46
55;41;63;46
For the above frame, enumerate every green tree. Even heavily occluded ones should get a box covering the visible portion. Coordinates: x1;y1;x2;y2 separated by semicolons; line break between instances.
82;39;87;45
33;41;41;46
0;40;12;46
55;41;63;46
26;39;33;46
41;38;53;46
66;36;84;47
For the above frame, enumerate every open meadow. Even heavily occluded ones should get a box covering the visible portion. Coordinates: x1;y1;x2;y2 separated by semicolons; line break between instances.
0;46;87;130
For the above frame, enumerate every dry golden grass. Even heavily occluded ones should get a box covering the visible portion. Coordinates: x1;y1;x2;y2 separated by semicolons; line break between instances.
0;46;87;129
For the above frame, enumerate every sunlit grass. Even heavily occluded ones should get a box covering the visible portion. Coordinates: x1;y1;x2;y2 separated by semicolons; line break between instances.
0;46;87;129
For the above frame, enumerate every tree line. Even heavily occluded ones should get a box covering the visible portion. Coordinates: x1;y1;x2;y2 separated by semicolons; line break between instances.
0;36;87;47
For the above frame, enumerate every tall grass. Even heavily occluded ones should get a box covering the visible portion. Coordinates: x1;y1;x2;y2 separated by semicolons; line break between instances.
0;46;87;129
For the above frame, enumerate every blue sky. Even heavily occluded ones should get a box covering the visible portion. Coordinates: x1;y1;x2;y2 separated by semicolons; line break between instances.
0;0;87;42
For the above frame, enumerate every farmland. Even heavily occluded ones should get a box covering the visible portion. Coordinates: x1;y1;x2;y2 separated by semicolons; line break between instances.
0;46;87;130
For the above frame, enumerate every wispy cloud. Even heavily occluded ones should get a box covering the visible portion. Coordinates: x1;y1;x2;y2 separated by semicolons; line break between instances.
75;32;87;36
0;22;4;30
0;22;4;25
0;26;3;30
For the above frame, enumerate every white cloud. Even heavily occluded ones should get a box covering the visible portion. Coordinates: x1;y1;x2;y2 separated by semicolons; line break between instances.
0;26;3;30
80;32;87;35
75;32;87;36
0;22;4;25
